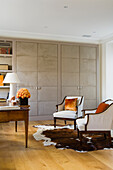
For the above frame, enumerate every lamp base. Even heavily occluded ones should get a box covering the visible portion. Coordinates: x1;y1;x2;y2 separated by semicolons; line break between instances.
8;83;15;100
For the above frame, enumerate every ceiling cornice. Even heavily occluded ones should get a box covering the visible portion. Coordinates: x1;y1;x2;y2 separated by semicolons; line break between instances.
0;30;99;44
99;33;113;44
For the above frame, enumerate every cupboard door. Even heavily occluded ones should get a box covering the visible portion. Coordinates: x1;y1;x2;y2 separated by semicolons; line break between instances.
37;43;58;116
80;46;97;108
16;41;38;116
61;45;79;98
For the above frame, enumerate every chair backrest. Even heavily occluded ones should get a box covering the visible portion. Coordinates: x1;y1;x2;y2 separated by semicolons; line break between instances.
65;96;84;116
65;96;83;106
104;99;113;105
87;103;113;130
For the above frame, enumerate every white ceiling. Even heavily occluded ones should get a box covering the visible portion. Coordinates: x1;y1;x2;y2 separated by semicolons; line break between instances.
0;0;113;43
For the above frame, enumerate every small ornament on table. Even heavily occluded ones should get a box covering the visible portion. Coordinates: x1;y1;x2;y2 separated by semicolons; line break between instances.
8;96;19;106
16;88;31;106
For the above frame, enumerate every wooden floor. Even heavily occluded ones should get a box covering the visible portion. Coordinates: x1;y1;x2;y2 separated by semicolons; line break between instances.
0;120;113;170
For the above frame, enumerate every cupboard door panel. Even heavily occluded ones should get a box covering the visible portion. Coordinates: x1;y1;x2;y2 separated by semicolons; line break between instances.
38;102;56;116
62;73;79;87
61;45;80;99
84;99;97;109
80;72;96;86
38;56;57;72
17;55;37;72
62;58;79;73
80;46;96;59
80;46;97;108
17;42;37;56
38;44;57;57
16;41;38;117
38;87;57;101
62;87;79;97
62;45;79;58
80;86;96;100
37;43;58;115
29;102;38;116
80;59;96;73
17;71;37;87
38;72;57;87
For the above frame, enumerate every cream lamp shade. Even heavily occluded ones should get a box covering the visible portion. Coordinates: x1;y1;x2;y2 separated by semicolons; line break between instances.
3;73;20;100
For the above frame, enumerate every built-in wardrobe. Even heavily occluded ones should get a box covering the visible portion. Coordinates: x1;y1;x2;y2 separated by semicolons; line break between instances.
16;40;99;120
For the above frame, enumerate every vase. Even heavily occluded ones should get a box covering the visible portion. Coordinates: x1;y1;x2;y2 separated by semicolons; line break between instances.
19;97;28;105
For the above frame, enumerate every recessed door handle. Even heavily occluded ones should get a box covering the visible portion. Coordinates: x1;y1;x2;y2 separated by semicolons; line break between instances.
77;86;80;89
77;86;83;89
38;86;41;90
35;87;41;90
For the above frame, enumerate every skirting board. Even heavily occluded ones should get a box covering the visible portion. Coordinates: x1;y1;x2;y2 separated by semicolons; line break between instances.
29;115;53;121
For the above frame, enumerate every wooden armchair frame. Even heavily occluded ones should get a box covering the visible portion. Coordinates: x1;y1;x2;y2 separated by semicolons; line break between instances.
76;99;113;145
54;96;84;130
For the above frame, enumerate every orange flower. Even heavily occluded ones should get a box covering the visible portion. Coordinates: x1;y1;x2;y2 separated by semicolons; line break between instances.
16;88;31;99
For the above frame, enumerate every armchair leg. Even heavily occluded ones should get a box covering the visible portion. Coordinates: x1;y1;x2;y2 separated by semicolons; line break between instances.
79;132;83;145
54;118;56;128
77;128;79;138
74;120;76;130
108;131;111;146
64;120;66;125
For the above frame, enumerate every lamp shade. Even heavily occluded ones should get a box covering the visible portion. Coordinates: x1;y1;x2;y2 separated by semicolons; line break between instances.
3;73;20;100
3;73;20;84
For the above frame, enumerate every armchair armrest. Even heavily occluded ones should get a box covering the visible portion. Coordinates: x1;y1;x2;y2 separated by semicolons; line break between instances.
82;108;97;111
56;103;64;112
82;108;97;116
76;115;88;131
56;96;67;111
77;105;84;117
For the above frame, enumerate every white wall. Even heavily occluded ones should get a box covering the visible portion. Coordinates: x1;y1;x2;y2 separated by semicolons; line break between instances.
100;43;106;101
106;42;113;99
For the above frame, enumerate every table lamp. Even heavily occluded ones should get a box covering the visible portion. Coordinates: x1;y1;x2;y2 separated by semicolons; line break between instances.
3;73;20;100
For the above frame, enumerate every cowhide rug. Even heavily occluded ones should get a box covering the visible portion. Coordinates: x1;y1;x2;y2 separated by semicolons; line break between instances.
33;125;113;152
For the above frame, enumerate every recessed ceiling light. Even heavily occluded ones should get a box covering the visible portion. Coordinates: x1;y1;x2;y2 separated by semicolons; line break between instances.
44;26;48;29
64;5;68;8
82;35;91;38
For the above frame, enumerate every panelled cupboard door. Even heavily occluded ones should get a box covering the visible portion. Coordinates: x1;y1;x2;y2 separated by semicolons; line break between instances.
80;46;97;108
37;43;58;116
16;42;58;118
61;45;80;98
61;45;97;109
16;41;38;116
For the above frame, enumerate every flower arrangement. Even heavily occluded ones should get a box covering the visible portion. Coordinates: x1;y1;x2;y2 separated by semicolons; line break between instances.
16;88;31;99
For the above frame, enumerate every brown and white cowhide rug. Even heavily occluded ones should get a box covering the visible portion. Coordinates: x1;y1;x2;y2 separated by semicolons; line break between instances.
33;125;113;152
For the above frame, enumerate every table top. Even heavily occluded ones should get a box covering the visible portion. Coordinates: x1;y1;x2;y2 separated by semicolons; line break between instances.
0;102;29;111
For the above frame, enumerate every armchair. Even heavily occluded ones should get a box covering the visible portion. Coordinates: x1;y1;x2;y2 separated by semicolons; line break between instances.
53;96;84;130
76;99;113;144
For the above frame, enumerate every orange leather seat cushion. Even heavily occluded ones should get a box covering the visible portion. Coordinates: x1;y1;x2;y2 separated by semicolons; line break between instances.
95;102;109;113
65;98;78;111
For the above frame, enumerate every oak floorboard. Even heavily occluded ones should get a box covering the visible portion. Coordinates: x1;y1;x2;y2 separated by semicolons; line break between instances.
0;120;113;170
89;150;113;169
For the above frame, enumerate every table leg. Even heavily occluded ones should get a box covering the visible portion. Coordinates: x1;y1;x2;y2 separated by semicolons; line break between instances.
15;121;17;132
25;114;28;148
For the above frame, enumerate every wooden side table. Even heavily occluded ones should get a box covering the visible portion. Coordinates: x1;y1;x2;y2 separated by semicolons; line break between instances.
0;105;29;148
15;105;30;133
